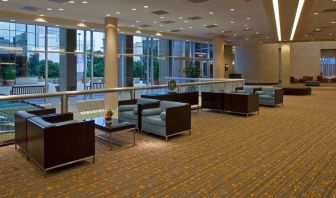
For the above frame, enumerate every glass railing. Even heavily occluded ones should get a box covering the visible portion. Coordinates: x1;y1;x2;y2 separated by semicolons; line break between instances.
0;78;244;146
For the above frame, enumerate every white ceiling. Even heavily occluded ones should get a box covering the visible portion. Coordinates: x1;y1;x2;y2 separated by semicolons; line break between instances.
0;0;274;44
0;0;334;44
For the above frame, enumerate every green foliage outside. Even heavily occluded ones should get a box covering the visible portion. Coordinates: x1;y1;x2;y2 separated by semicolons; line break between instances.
185;61;201;78
87;55;104;77
133;60;144;79
153;58;159;82
3;66;16;80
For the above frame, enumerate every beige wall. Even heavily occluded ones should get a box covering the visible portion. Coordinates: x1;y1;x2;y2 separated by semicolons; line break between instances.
224;45;233;78
213;36;225;78
234;41;336;83
290;42;321;79
235;44;281;84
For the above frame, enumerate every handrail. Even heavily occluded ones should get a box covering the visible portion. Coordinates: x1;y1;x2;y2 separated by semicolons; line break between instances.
0;79;244;113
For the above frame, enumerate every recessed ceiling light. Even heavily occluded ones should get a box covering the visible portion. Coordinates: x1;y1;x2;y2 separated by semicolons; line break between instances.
82;1;88;3
136;30;141;34
244;24;248;27
246;38;249;40
153;21;157;23
305;34;309;36
184;21;188;23
39;14;45;17
179;17;183;19
136;20;140;23
221;30;224;32
230;8;235;11
332;21;336;24
203;25;207;26
1;0;8;2
155;32;162;36
329;33;333;35
131;25;135;27
58;8;64;11
55;24;60;27
106;14;111;17
179;27;183;30
160;16;165;19
189;26;192;28
116;11;120;14
209;12;214;15
256;32;259;34
230;21;235;24
265;36;270;39
233;34;237;36
246;17;251;20
10;19;15;22
47;8;53;11
139;28;142;30
69;0;75;3
313;12;319;15
34;18;47;23
144;5;149;8
131;8;136;11
160;24;164;26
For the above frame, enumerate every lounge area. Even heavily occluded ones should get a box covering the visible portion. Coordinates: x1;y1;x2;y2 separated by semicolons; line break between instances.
0;0;336;196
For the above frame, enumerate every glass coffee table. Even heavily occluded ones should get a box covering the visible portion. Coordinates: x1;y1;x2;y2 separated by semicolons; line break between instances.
92;117;136;151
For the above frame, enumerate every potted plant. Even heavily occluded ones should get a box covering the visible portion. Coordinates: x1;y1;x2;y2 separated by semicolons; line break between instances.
3;66;16;86
185;61;201;78
105;109;114;125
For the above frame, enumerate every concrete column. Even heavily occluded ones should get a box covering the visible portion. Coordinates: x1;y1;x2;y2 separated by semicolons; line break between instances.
224;45;233;78
104;17;118;110
213;35;225;78
60;29;77;91
280;43;291;85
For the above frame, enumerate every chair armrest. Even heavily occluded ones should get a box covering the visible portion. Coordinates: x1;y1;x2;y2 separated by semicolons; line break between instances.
41;113;74;123
166;104;191;135
137;102;160;130
28;108;56;116
118;99;137;106
142;108;162;116
274;89;283;104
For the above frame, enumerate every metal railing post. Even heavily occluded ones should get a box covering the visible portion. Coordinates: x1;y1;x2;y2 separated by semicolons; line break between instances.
130;89;136;100
177;86;182;93
61;95;68;113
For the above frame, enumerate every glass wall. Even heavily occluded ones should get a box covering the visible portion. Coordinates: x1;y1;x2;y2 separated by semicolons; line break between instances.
0;20;213;95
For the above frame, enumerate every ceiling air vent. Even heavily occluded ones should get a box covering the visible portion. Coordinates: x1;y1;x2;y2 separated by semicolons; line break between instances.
323;8;336;13
204;24;218;28
188;0;210;3
140;24;151;28
48;0;68;3
242;28;253;31
188;16;202;20
152;10;169;15
170;30;181;32
21;6;41;11
161;20;175;24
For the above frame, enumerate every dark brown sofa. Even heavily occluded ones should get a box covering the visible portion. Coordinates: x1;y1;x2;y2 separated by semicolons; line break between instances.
26;113;95;176
15;108;56;156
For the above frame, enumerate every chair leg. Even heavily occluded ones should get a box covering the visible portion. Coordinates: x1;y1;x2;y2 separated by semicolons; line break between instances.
189;129;191;135
165;136;168;141
14;143;17;150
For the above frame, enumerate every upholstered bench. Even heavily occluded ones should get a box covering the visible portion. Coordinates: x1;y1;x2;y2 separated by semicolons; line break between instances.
305;81;320;86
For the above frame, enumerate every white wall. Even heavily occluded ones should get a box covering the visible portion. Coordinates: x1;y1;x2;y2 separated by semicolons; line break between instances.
290;42;321;79
235;44;280;84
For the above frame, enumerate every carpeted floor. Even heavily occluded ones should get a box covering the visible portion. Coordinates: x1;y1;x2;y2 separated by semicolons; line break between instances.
1;87;336;197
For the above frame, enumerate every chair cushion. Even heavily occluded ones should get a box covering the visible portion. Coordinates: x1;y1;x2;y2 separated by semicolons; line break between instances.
160;112;166;120
119;111;137;120
261;88;275;96
259;95;274;100
132;108;138;115
236;90;246;93
119;104;136;112
160;101;187;111
255;91;264;95
29;117;55;128
142;115;165;127
137;98;159;105
142;108;162;116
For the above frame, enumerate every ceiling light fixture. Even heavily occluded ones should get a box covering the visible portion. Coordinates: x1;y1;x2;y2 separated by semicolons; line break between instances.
332;21;336;24
106;14;111;17
272;0;282;41
34;18;47;23
290;0;305;40
82;1;88;3
77;22;87;27
313;12;319;15
179;17;183;19
136;30;141;34
47;8;52;11
144;5;149;8
230;8;235;11
189;26;192;28
58;8;64;11
246;17;251;20
131;8;136;11
1;0;8;2
160;16;165;19
230;21;235;24
69;1;75;3
115;11;120;14
209;12;214;15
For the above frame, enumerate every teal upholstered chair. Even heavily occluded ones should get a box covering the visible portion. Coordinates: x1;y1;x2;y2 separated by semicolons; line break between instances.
235;86;261;94
256;87;283;107
118;98;159;129
141;101;191;141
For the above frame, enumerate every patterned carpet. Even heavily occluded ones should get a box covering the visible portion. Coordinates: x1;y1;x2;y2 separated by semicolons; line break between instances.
1;87;336;197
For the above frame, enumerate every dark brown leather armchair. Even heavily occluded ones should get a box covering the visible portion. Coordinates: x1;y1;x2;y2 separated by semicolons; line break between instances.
26;113;95;176
15;108;56;156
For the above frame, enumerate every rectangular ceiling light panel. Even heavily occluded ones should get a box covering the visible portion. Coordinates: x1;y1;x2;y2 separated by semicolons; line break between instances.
290;0;305;40
272;0;281;41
